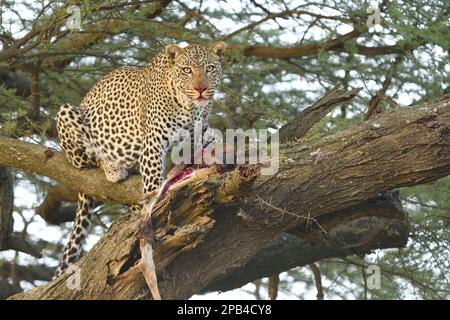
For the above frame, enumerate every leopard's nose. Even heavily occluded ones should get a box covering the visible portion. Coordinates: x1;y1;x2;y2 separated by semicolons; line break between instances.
195;85;206;93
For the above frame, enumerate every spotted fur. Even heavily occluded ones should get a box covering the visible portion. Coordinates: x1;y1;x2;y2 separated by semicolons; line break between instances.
55;42;227;276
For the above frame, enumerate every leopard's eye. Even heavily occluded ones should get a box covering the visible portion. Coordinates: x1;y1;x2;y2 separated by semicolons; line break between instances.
182;67;192;74
206;65;215;72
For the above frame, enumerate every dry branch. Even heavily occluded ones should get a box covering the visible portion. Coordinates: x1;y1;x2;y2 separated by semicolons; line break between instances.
279;85;361;142
309;263;324;300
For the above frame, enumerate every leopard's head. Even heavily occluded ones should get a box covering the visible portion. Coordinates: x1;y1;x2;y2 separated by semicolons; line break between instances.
165;41;227;106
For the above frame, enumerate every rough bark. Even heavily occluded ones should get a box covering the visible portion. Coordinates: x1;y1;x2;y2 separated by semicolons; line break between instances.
0;138;142;205
6;94;450;299
202;191;407;293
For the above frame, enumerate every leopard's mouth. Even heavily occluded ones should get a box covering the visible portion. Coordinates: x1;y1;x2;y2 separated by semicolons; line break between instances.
196;95;207;101
186;88;214;102
190;94;212;102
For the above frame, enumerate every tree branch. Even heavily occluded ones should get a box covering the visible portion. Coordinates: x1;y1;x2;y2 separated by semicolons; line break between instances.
241;28;365;58
35;184;78;225
0;167;14;250
0;139;142;205
0;166;42;258
202;191;408;293
0;261;54;283
6;94;450;299
279;85;361;143
309;263;324;300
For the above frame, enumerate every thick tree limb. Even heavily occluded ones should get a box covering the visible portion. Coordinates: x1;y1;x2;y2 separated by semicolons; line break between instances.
6;94;450;299
0;139;142;205
202;191;408;293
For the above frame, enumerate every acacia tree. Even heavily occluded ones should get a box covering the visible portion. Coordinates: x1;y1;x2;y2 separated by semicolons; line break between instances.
0;0;449;299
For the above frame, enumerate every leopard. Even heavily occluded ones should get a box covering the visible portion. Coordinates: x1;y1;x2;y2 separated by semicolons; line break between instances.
55;41;227;277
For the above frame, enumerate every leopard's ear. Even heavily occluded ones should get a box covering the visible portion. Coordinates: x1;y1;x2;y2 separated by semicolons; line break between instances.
208;41;227;59
165;44;184;60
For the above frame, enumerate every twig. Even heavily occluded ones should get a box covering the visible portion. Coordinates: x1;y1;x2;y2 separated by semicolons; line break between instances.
268;274;279;300
253;279;262;300
255;195;327;234
364;56;403;120
382;95;400;109
309;263;324;300
362;264;368;300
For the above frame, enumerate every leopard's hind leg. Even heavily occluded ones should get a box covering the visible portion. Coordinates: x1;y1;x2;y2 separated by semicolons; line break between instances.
54;193;94;277
55;104;96;277
56;103;96;169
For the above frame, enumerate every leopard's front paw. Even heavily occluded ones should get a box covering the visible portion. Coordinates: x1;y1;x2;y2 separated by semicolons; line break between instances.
101;161;129;183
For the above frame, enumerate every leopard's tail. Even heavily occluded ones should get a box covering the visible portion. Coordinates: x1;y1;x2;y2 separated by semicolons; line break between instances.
55;193;94;277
